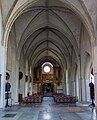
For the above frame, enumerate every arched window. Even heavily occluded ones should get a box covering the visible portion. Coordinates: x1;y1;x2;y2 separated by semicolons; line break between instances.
42;62;53;74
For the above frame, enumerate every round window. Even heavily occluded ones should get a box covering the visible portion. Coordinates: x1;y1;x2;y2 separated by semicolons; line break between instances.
44;66;50;73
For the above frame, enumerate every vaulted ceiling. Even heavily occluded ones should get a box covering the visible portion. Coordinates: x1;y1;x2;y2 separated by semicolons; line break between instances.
9;0;91;69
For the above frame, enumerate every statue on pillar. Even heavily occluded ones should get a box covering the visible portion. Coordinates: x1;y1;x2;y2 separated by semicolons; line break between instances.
5;81;11;107
89;77;95;107
5;72;11;108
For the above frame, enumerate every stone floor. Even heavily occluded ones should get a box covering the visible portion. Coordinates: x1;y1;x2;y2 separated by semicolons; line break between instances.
0;97;97;120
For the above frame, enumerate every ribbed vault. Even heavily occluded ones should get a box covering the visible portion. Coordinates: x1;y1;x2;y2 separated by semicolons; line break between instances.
9;0;84;70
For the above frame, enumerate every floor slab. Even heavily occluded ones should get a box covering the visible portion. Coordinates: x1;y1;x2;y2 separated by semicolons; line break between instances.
0;97;96;120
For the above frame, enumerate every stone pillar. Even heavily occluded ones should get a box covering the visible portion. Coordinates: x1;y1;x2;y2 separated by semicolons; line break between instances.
15;60;19;104
0;8;6;108
79;54;86;101
28;64;30;94
11;57;19;105
66;70;69;94
86;75;90;101
29;82;32;95
25;81;28;97
19;54;26;98
93;45;97;106
62;71;66;94
81;77;86;101
76;60;80;100
0;47;6;108
31;71;33;94
25;60;29;96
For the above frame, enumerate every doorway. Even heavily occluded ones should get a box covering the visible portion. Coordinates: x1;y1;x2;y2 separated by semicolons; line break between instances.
42;83;53;97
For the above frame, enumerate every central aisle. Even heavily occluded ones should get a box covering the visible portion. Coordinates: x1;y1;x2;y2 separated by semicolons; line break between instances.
42;97;54;105
0;97;96;120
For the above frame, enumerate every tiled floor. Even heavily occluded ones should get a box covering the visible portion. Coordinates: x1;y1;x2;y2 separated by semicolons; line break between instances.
0;97;97;120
